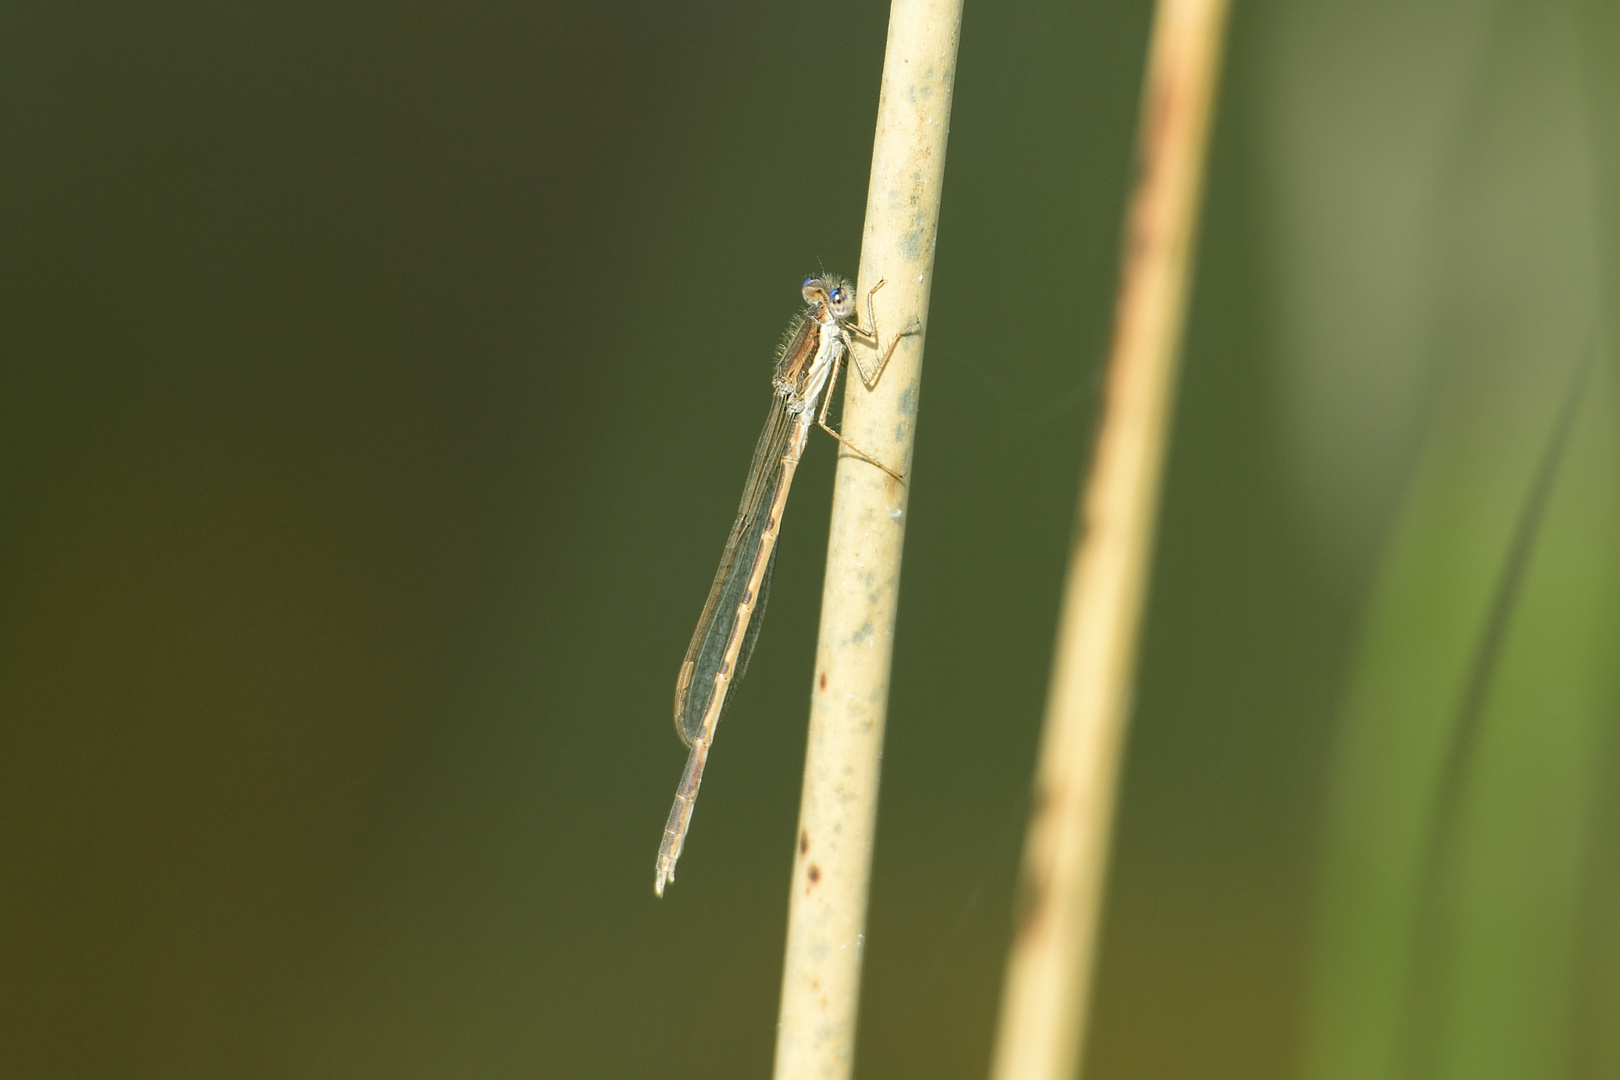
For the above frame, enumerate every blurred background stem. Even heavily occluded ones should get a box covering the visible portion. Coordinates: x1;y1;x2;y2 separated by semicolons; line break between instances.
989;1;1230;1078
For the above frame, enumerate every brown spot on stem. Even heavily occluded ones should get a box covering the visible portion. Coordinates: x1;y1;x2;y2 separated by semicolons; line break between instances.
799;830;809;855
1014;865;1050;942
1031;781;1059;821
818;671;827;690
808;864;821;884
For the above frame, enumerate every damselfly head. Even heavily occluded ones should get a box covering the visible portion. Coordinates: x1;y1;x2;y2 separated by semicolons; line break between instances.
802;275;856;321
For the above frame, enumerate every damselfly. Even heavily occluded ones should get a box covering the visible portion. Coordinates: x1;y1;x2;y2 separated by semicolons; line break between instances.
655;274;918;896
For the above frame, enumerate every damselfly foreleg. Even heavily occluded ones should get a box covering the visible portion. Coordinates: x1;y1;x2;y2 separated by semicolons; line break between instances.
847;278;923;390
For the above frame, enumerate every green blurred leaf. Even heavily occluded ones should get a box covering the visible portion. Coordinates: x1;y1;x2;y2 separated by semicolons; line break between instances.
1305;8;1620;1080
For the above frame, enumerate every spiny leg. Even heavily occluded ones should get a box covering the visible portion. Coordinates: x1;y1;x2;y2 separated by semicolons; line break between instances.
815;353;904;482
848;278;923;390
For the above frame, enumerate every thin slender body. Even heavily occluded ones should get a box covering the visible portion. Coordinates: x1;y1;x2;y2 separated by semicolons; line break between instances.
655;275;914;896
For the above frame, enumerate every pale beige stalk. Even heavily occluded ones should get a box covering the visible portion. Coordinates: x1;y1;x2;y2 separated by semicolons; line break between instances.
770;1;962;1078
987;2;1231;1079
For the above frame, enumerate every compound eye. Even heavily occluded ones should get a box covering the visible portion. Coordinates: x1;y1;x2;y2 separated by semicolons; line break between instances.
802;277;826;302
827;284;856;318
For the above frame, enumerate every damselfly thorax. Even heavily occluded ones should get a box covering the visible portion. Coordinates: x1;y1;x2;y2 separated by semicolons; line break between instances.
774;276;854;414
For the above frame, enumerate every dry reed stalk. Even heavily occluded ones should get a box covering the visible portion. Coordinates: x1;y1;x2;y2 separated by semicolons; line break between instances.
988;2;1232;1078
771;1;962;1078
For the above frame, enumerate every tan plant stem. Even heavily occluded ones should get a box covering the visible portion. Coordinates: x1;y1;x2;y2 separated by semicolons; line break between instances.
987;1;1232;1079
770;1;962;1078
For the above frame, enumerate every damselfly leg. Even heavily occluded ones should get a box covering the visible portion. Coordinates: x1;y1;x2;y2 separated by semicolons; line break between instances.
814;280;921;482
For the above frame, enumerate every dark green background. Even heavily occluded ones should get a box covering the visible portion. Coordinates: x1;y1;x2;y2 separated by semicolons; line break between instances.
5;1;1616;1078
